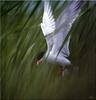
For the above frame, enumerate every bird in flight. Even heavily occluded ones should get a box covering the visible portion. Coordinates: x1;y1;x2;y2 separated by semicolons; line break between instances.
36;1;84;75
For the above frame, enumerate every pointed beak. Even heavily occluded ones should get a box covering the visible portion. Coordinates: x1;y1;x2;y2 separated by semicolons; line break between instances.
36;59;43;65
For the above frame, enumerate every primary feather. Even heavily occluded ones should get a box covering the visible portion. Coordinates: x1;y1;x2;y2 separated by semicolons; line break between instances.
41;1;56;36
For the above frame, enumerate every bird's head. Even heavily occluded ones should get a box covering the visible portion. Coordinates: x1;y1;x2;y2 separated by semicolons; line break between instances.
35;51;45;65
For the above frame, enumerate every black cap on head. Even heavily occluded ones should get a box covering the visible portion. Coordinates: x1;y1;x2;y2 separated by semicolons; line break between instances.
36;51;45;61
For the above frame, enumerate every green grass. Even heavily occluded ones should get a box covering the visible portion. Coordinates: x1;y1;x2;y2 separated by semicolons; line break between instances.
0;1;96;100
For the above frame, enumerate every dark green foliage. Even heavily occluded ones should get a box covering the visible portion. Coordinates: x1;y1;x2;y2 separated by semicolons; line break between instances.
0;1;96;100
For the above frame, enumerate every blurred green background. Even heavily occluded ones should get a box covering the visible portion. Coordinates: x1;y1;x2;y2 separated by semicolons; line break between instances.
0;1;96;100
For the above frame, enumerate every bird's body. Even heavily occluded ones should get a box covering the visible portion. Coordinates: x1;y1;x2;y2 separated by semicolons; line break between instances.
39;1;84;68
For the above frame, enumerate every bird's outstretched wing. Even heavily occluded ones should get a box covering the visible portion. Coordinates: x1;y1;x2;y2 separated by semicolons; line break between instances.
50;1;84;57
41;1;56;54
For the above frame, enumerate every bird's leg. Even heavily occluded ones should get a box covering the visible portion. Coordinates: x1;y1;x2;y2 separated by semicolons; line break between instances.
57;64;73;77
57;66;65;77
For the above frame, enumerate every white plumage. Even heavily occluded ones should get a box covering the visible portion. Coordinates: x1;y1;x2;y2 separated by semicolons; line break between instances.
40;1;83;67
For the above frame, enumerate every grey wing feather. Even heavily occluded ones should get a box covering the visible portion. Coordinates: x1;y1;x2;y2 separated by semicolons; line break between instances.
50;1;84;57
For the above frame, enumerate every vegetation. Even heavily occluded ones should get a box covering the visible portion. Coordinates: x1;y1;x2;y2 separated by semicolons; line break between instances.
0;1;96;100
